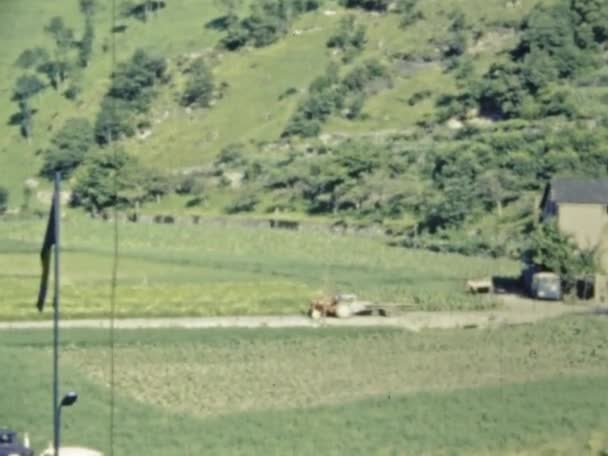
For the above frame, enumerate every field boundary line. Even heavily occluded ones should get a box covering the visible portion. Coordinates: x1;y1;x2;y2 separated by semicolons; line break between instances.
0;304;599;332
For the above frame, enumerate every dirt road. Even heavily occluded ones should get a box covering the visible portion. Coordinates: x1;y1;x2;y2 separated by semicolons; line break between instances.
0;298;599;332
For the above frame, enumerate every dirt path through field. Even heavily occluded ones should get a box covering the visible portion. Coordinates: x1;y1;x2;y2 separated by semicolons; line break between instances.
0;297;601;331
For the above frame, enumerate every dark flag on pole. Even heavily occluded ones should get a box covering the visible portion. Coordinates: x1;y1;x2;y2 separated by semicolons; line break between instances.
36;173;63;454
36;191;57;312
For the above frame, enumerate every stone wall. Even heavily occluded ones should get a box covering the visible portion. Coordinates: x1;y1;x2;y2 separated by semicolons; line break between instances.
104;212;387;238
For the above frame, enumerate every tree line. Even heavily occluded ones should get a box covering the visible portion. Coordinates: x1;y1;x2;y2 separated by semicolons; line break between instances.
215;0;321;50
11;0;97;141
439;0;608;122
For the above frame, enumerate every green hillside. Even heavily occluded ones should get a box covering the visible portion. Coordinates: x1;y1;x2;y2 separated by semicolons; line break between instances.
1;0;607;255
0;0;543;171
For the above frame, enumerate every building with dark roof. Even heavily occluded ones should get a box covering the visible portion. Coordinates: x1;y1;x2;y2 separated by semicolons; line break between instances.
541;177;608;248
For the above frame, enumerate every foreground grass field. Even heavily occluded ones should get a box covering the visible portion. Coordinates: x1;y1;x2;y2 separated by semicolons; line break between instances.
0;215;517;319
2;316;607;454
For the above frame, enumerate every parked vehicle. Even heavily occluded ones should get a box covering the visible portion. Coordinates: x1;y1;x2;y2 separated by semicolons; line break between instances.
0;428;33;456
522;265;562;300
530;272;562;300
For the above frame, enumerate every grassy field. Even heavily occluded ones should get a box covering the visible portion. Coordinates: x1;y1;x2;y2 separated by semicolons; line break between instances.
2;315;607;454
0;214;517;319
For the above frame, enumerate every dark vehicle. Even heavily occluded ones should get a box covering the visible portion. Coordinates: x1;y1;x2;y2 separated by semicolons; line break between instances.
0;428;33;456
530;272;562;300
522;265;562;301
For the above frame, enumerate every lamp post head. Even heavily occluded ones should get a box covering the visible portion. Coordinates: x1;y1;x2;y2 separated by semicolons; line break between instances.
60;392;78;408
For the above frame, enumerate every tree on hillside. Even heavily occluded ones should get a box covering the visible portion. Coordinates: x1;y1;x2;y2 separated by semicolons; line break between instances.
0;186;8;214
474;63;527;119
72;148;169;212
78;0;97;67
342;58;390;93
145;0;166;20
36;60;62;90
40;118;95;179
64;66;85;100
441;8;468;61
283;64;344;137
243;1;289;47
419;178;478;232
11;75;45;141
571;0;608;45
80;0;96;15
180;59;215;108
121;0;167;22
14;101;34;142
45;16;75;56
219;0;320;50
220;21;250;50
13;75;46;101
398;0;423;27
476;169;517;216
15;47;50;70
214;0;242;19
339;0;390;12
44;17;76;88
284;59;391;137
107;49;167;107
94;97;135;145
326;16;367;63
94;49;167;145
525;221;582;287
516;2;591;79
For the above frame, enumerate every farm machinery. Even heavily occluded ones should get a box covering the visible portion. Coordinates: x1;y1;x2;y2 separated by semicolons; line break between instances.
308;293;390;319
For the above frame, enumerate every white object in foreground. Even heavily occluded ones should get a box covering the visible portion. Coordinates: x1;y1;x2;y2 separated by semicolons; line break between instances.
40;444;103;456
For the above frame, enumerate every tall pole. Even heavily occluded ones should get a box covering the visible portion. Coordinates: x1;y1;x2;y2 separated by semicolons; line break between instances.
53;172;61;456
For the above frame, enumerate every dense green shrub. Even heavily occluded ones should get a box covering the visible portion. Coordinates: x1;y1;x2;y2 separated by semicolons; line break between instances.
219;0;321;51
225;194;259;213
283;60;390;137
342;59;390;93
339;0;389;12
326;16;367;63
214;144;247;168
524;221;585;286
94;49;167;144
0;187;8;214
438;0;608;122
40;118;95;179
180;59;215;108
72;148;170;212
398;0;423;27
283;64;345;137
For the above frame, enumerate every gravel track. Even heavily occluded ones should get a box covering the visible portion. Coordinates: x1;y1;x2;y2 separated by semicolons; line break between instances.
0;298;598;332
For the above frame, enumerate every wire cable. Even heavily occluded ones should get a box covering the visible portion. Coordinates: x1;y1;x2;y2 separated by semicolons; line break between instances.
108;0;119;454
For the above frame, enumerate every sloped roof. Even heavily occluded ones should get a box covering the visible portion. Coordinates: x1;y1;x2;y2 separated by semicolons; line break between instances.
546;177;608;204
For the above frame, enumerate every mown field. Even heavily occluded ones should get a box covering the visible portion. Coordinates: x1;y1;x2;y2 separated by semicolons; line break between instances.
2;315;607;455
0;215;517;320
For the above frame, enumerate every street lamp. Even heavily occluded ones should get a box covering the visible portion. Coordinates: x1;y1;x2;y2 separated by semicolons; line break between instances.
60;392;78;408
55;392;78;454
